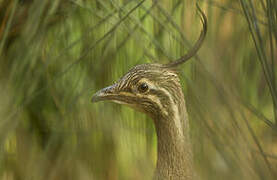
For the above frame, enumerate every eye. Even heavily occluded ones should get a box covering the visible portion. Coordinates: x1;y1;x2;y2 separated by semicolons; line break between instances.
138;83;149;93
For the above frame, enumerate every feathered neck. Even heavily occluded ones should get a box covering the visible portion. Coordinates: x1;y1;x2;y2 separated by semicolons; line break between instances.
152;91;195;180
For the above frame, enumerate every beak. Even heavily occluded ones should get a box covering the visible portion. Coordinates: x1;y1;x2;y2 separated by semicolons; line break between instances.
91;84;117;103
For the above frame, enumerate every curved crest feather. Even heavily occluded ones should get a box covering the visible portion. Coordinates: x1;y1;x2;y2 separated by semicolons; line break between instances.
164;4;207;68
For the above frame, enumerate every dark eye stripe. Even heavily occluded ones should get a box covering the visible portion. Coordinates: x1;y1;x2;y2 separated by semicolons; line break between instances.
148;89;172;109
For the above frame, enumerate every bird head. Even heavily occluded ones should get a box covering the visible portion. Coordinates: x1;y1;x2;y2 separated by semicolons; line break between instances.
91;64;182;117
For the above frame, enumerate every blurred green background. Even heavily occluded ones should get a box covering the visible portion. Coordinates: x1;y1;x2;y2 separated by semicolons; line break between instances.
0;0;276;179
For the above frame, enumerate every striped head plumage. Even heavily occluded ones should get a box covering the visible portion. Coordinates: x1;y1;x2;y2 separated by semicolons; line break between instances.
91;63;184;118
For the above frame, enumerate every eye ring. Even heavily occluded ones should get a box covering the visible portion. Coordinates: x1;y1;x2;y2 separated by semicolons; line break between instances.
138;83;149;93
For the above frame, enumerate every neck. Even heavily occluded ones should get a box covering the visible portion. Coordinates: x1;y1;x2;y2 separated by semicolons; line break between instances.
152;98;195;180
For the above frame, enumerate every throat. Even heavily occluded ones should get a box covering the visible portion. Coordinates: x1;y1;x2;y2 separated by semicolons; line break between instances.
152;103;194;180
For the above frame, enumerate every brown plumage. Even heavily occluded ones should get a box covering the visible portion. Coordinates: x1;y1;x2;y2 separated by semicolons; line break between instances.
91;4;207;180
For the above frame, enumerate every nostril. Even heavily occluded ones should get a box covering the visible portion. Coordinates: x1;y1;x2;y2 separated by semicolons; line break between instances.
103;84;116;94
103;86;112;93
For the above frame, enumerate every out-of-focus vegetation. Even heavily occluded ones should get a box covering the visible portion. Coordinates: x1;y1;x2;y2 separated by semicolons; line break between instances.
0;0;276;179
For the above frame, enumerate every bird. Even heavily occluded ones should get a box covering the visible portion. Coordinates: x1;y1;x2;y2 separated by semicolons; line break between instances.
91;4;207;180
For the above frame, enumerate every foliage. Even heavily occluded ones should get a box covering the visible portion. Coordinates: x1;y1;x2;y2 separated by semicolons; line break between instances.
0;0;276;179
